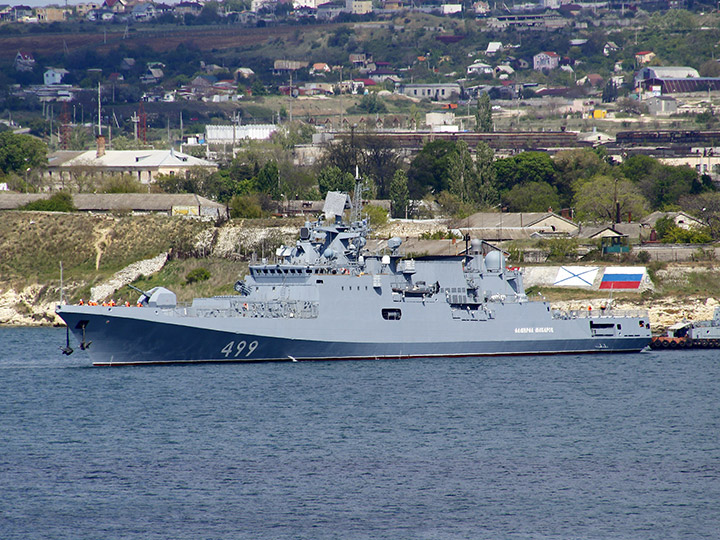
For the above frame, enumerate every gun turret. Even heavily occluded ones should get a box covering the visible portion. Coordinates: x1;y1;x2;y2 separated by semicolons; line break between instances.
127;284;151;303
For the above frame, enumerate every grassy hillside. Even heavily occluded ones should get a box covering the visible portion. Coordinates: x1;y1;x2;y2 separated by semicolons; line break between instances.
0;211;213;301
0;211;306;307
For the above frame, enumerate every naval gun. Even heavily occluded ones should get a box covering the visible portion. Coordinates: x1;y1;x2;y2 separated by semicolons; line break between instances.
127;284;177;308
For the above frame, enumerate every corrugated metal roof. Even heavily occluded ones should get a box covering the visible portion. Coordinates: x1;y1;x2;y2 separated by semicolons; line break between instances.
0;193;46;210
642;77;720;94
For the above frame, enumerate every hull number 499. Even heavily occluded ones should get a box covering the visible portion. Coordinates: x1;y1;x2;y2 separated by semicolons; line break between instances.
221;340;259;358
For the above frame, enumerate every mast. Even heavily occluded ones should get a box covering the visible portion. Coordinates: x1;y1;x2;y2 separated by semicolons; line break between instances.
351;165;363;224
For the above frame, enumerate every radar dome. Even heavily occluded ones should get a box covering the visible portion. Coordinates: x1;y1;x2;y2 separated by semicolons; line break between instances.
388;237;402;250
484;251;505;271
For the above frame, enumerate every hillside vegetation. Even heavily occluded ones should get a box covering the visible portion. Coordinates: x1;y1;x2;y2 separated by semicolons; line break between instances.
0;212;252;306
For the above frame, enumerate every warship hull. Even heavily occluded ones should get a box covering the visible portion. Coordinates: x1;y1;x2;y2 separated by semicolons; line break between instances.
57;303;650;366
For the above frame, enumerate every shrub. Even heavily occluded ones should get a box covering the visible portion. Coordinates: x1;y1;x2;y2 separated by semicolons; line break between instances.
229;194;263;219
20;192;76;212
363;204;388;226
539;238;579;262
637;250;651;263
185;267;210;284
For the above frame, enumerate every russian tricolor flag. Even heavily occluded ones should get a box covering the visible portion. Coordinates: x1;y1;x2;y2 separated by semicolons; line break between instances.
599;267;646;290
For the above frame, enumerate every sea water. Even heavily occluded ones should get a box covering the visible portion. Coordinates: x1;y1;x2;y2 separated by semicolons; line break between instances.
1;327;718;539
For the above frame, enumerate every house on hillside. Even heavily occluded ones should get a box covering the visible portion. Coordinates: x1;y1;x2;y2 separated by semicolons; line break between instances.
103;0;128;12
346;0;373;14
485;41;502;55
44;68;69;85
132;2;157;20
273;60;309;75
141;66;164;84
603;41;620;56
0;5;13;21
576;73;603;88
634;51;656;65
467;61;493;76
310;62;332;75
533;51;559;71
235;67;255;79
494;64;514;79
397;83;462;100
14;51;36;72
37;7;68;22
646;95;677;115
12;5;34;20
316;1;345;19
174;1;203;16
75;3;102;16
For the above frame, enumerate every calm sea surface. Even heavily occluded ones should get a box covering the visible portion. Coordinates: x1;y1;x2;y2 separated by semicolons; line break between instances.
1;327;718;540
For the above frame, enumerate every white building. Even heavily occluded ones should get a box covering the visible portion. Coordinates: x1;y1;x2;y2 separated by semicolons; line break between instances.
46;144;217;185
485;42;503;55
467;61;493;76
44;68;69;85
441;3;462;14
205;124;278;144
397;83;462;100
346;0;373;14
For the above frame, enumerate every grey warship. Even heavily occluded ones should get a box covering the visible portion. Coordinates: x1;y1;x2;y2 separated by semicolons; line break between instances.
56;191;651;366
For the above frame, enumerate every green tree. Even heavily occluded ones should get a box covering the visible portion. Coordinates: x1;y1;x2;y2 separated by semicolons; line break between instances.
389;169;409;218
407;139;458;198
319;139;358;176
254;160;280;198
494;152;557;192
355;93;387;114
358;135;400;198
475;92;492;132
470;141;499;207
650;165;698;209
654;216;713;243
504;181;561;212
446;141;477;202
573;175;648;222
363;204;388;226
0;132;47;175
553;148;612;206
100;174;144;193
229;193;263;218
317;165;354;197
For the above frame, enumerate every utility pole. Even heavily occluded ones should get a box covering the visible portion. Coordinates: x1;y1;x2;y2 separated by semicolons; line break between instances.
339;65;343;129
97;82;102;136
131;111;139;141
289;71;293;124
